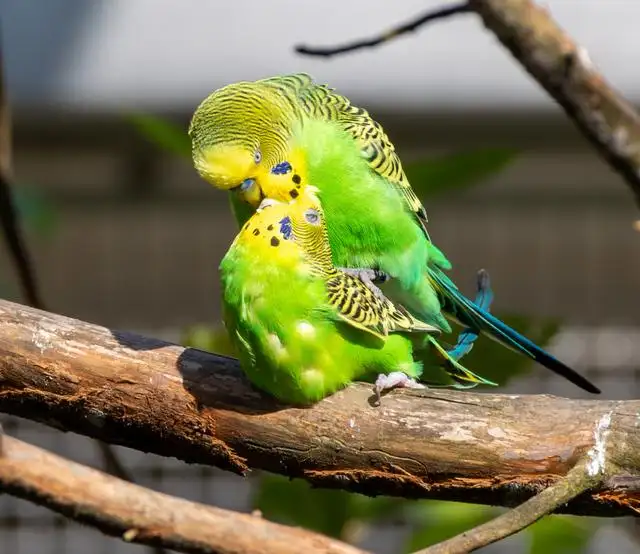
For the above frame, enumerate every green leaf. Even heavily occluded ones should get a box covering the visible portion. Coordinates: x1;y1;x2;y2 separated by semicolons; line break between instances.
528;515;596;554
405;149;518;198
181;324;237;357
254;474;409;541
126;113;191;158
405;501;498;551
13;185;58;237
253;474;355;539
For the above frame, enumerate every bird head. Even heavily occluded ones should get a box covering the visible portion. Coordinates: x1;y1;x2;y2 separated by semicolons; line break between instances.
189;80;296;208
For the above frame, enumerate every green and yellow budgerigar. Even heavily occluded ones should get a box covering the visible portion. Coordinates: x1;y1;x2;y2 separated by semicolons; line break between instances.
220;186;495;404
191;73;600;395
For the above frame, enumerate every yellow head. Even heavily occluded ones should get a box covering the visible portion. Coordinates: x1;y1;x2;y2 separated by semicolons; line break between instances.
189;80;301;208
232;186;332;273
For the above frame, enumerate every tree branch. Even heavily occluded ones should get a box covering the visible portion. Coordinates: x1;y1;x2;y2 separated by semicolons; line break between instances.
0;26;45;310
0;429;366;554
415;459;602;554
296;0;640;209
0;298;638;516
468;0;640;208
294;3;471;57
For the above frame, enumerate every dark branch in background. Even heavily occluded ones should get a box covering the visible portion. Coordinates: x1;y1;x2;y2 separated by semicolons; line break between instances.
0;430;366;554
295;3;471;57
0;27;44;308
296;0;640;210
0;24;162;554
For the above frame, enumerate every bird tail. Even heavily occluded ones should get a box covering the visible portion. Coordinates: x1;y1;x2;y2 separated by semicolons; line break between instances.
428;267;601;394
425;335;498;388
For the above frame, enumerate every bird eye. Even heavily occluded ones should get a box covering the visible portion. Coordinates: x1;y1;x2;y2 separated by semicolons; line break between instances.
253;150;262;164
303;208;320;226
240;178;255;192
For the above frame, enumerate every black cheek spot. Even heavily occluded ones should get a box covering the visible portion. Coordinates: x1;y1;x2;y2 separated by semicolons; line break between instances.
270;236;280;247
292;174;301;185
289;189;299;199
252;228;260;236
267;224;274;231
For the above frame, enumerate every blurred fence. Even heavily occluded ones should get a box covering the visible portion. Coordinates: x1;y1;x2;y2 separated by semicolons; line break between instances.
0;111;639;553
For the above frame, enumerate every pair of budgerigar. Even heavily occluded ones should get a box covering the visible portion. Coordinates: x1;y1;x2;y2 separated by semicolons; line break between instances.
189;73;600;404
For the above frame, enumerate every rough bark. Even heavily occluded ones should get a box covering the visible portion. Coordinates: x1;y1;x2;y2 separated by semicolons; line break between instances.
472;0;640;207
0;432;366;554
0;299;638;516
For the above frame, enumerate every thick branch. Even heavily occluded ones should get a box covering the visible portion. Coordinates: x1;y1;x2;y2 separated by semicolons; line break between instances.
0;431;366;554
468;0;640;207
0;299;638;516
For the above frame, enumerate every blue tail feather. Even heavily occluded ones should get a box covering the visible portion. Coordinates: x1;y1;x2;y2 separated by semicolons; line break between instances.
448;269;493;361
430;268;600;394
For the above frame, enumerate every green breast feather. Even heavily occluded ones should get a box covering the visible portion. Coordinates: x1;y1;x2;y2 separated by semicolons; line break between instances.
219;190;437;405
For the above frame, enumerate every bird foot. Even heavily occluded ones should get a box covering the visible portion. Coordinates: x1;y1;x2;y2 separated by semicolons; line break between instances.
374;371;426;405
339;267;390;300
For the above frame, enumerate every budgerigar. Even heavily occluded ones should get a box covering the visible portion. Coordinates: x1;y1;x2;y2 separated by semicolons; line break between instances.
220;186;495;404
191;73;600;395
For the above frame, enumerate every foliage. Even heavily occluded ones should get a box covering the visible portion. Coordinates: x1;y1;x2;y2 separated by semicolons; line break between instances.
127;114;191;158
13;185;58;237
405;148;518;198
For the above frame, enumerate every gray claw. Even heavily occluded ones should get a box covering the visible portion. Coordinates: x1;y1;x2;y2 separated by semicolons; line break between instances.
374;371;426;405
339;268;390;300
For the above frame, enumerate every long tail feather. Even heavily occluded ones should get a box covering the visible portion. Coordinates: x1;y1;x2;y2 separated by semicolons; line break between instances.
429;268;600;394
448;269;493;361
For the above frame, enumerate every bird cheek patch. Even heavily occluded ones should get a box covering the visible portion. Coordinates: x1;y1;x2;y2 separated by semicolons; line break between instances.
271;161;293;175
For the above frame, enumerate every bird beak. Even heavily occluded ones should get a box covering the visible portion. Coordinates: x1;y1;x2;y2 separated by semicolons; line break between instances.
243;183;264;207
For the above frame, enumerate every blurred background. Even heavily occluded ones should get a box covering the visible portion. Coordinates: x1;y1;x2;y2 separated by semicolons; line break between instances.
1;0;639;553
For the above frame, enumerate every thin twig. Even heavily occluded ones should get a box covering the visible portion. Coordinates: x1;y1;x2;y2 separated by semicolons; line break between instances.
413;460;602;553
295;0;640;208
0;432;366;554
295;2;470;57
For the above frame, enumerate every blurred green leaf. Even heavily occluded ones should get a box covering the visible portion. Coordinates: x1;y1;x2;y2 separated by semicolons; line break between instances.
405;501;498;551
181;323;237;357
254;474;407;541
528;515;596;554
13;185;58;237
254;474;355;539
126;113;191;158
406;149;518;198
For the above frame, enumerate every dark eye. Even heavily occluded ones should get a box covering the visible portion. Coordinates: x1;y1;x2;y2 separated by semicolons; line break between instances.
253;150;262;164
240;178;255;192
303;208;320;226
